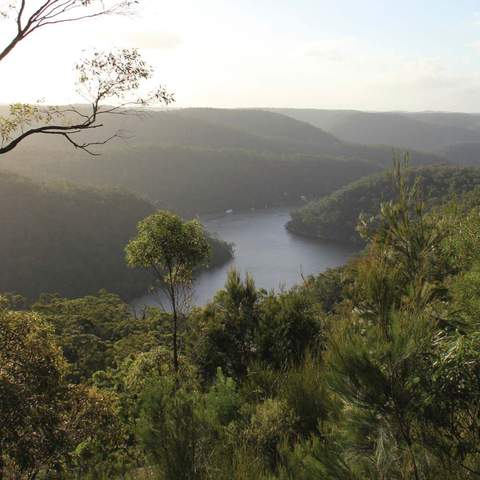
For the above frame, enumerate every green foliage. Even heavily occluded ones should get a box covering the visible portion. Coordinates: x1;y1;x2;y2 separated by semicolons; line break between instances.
126;210;211;286
420;331;480;474
137;377;200;480
32;291;162;382
190;269;260;381
300;266;352;313
0;298;121;478
326;312;437;478
442;201;480;272
202;368;241;426
275;435;359;480
0;103;45;144
0;300;68;476
191;270;323;381
245;398;298;470
256;290;321;369
126;210;211;373
289;164;480;245
278;353;333;437
449;264;480;329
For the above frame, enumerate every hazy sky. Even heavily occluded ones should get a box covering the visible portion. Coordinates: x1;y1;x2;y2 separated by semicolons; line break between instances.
2;0;480;111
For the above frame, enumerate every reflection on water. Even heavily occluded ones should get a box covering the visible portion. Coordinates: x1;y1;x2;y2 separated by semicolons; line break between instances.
132;207;356;309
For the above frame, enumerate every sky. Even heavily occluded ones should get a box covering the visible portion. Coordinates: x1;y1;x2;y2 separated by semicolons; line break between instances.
2;0;480;111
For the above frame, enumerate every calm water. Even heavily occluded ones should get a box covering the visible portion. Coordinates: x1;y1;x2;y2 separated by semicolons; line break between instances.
132;207;356;309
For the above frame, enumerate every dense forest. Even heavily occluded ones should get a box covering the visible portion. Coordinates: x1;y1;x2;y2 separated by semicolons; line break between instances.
0;109;444;215
4;162;480;478
2;146;383;215
0;171;232;301
288;165;480;245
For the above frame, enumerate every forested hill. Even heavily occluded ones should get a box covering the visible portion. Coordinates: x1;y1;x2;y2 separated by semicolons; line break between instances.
271;108;480;153
0;107;444;215
174;108;443;165
288;165;480;245
0;171;232;301
0;106;444;160
329;112;480;152
174;108;342;150
2;146;383;215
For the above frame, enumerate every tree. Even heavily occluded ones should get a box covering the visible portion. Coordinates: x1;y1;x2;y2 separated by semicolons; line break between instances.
0;0;173;155
0;299;67;477
192;269;260;381
125;211;211;374
303;161;463;480
191;269;322;382
137;376;199;480
0;296;121;478
32;291;152;383
356;155;449;334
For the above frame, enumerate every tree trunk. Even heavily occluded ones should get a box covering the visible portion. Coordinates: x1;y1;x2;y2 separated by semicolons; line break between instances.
172;304;178;375
170;282;179;375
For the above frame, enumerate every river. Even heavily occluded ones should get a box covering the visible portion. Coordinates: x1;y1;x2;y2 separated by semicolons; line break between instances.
132;207;356;310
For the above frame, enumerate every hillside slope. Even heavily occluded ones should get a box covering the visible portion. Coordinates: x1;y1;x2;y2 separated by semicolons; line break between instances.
273;108;480;153
1;145;382;215
288;165;480;245
439;142;480;166
407;111;480;131
0;108;444;215
329;112;480;152
267;108;359;131
176;108;342;148
0;172;232;301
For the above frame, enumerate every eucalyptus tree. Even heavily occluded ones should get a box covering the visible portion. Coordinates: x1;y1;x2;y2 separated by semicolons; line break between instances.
126;211;211;374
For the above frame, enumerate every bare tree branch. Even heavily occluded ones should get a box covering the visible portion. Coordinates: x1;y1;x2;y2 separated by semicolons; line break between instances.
0;121;102;154
41;130;120;155
0;0;138;63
